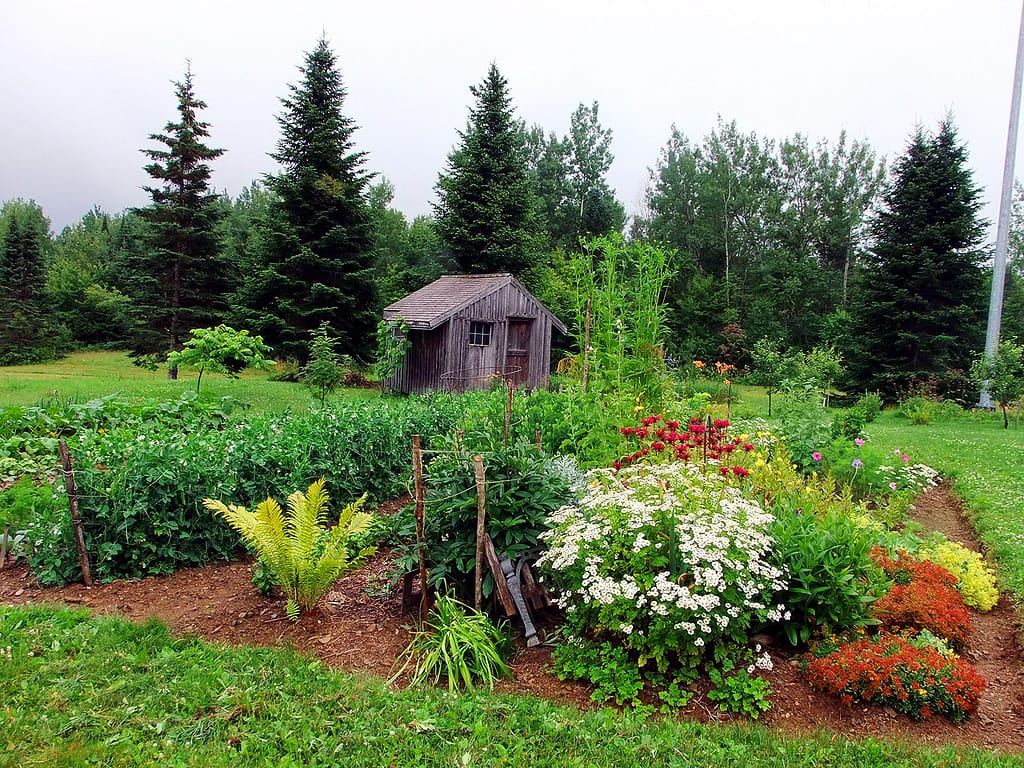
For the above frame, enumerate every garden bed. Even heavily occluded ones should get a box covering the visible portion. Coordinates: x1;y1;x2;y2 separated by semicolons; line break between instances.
2;485;1023;753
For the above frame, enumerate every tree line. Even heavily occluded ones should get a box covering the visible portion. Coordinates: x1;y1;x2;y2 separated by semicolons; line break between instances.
2;37;1023;401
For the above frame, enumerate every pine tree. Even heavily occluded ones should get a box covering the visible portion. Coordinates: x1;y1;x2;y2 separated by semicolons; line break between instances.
234;38;378;363
129;65;227;375
850;118;987;401
0;200;61;364
434;63;539;276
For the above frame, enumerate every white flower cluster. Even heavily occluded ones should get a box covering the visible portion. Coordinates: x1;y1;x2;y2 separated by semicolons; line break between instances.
538;462;788;656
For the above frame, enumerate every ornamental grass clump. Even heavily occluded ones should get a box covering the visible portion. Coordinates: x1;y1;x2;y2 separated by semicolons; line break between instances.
538;461;786;705
805;630;986;722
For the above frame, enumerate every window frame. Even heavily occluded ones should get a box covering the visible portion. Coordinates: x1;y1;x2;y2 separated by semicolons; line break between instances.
468;320;492;347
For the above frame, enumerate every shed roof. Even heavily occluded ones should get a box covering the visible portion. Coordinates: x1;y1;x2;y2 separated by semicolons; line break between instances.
383;273;567;333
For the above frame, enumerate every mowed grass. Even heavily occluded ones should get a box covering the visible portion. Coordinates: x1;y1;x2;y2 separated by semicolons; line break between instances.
0;350;379;414
1;605;1014;768
863;411;1024;600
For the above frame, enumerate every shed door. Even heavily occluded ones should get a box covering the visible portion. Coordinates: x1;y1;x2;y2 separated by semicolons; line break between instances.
505;319;531;386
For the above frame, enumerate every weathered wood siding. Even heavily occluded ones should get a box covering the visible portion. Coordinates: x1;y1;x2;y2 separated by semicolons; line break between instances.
385;275;562;394
388;327;447;394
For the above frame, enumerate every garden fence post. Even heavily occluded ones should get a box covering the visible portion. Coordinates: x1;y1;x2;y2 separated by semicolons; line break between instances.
582;296;592;395
58;439;93;586
412;435;428;621
503;380;514;444
473;455;486;612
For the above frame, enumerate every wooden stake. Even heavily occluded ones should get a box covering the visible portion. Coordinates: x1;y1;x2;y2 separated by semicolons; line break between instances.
473;454;486;612
412;435;428;621
503;380;514;444
58;439;92;586
582;295;592;395
0;523;9;570
535;428;543;455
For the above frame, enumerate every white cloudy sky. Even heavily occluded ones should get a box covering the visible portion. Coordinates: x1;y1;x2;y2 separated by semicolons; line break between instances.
2;0;1021;237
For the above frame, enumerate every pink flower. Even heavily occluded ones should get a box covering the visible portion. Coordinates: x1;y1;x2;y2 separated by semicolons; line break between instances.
854;438;865;447
812;452;823;462
889;482;898;490
901;455;909;463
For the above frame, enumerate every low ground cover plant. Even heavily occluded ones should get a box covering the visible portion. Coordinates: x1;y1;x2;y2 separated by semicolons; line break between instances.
869;548;972;649
805;630;986;722
918;538;1000;612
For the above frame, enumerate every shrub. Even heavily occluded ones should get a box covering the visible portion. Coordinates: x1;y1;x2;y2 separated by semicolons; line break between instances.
539;461;786;701
870;549;972;649
393;593;511;691
768;508;887;646
829;408;865;441
919;539;1000;612
805;631;986;722
394;438;572;602
855;392;883;423
204;478;375;620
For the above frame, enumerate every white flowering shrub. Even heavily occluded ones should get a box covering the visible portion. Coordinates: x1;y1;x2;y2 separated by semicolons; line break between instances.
538;461;786;705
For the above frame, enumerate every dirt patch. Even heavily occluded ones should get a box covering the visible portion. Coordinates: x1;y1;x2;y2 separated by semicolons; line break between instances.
2;484;1022;754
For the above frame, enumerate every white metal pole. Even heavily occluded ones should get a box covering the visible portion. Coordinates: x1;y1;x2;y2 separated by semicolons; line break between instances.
980;0;1024;407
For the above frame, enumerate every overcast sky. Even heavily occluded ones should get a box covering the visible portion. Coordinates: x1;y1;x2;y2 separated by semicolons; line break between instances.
2;1;1022;238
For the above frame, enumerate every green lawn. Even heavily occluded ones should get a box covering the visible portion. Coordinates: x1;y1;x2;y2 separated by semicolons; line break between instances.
864;411;1024;601
1;605;1014;768
0;350;379;414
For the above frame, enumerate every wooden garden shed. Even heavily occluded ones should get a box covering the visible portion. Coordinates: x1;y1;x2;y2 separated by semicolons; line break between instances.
382;273;567;394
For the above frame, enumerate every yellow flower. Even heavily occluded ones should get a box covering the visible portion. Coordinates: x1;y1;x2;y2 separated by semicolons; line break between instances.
739;433;749;441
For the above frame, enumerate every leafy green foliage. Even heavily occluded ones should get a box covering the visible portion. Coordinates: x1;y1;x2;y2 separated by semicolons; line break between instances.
394;593;511;691
970;339;1024;428
302;321;345;407
205;478;374;619
396;437;572;601
374;317;411;392
706;657;773;719
167;324;273;393
768;508;886;646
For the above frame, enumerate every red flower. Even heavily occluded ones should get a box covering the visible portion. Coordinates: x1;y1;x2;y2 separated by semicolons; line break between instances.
651;441;666;452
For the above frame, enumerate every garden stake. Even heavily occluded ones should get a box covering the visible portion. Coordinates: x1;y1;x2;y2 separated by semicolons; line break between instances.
412;435;428;622
58;439;92;586
582;296;592;395
503;380;514;444
0;523;9;569
473;454;486;612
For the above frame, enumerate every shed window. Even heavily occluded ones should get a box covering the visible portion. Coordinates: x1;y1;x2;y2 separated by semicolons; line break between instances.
468;321;492;346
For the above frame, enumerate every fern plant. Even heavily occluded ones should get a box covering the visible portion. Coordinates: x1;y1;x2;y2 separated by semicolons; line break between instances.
204;478;375;620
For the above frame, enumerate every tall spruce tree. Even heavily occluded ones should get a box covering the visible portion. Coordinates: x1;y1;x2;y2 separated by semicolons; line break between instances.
434;63;539;276
0;200;61;365
850;118;987;401
128;66;227;375
234;38;378;363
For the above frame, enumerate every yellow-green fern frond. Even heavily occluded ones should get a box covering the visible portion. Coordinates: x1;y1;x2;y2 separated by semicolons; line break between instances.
204;479;374;620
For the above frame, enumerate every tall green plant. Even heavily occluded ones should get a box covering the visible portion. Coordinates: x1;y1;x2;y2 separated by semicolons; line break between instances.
204;478;375;619
570;234;672;415
970;339;1024;428
167;325;273;393
302;321;345;407
375;318;411;392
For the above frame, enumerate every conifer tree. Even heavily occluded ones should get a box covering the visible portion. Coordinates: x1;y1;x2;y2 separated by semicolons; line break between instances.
128;65;227;375
0;200;61;364
434;63;539;276
234;38;378;363
850;118;986;401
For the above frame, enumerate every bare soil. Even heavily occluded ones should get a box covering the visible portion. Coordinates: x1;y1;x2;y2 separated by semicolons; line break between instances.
2;484;1022;754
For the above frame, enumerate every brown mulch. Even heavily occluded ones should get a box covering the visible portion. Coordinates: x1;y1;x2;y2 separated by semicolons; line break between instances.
1;484;1023;754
